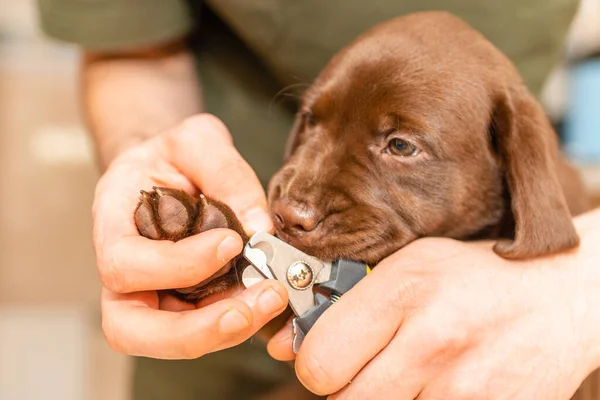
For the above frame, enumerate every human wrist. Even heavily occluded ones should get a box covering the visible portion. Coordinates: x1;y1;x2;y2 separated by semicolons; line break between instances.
82;46;203;172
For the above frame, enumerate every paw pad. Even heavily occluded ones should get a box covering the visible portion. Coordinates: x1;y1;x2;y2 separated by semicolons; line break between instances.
133;186;250;301
134;187;198;241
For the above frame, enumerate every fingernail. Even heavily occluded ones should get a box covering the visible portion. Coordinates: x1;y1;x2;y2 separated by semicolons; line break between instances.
243;207;273;234
258;287;285;314
219;309;250;334
217;236;241;263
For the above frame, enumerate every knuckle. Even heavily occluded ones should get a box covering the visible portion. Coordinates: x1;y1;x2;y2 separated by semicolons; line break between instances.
96;250;126;294
178;338;200;359
211;159;258;209
220;156;251;179
389;276;421;312
177;114;232;143
179;333;211;360
296;353;338;395
430;311;470;351
416;314;471;366
173;255;214;287
101;314;127;354
167;114;235;159
432;328;467;353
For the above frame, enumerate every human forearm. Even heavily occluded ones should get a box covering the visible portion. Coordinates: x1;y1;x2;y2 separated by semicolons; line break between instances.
81;40;202;170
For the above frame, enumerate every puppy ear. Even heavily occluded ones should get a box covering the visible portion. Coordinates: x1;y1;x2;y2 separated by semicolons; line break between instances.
491;85;580;259
283;112;305;161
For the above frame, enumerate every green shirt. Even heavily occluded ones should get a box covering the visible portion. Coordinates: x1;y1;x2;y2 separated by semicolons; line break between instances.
38;0;577;184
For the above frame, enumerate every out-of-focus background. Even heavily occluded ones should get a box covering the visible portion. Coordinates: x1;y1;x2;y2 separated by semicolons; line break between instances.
0;1;131;400
0;1;598;399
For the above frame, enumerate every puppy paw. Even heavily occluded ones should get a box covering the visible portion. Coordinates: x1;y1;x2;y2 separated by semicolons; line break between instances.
134;187;249;301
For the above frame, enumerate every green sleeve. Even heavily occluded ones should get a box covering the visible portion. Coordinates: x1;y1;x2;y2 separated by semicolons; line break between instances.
36;0;193;50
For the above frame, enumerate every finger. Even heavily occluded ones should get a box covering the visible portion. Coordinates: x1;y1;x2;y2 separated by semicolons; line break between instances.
166;114;273;234
230;280;290;337
267;319;296;361
101;280;288;359
102;287;252;359
295;257;420;395
329;332;431;400
96;228;243;293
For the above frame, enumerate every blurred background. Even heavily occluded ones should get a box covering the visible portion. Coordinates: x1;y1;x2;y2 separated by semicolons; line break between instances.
0;1;131;400
0;1;598;399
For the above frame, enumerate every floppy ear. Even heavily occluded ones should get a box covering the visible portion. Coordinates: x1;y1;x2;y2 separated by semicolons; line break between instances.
283;112;306;161
491;85;580;259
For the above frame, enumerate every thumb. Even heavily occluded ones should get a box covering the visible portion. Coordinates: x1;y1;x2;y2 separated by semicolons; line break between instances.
165;114;273;235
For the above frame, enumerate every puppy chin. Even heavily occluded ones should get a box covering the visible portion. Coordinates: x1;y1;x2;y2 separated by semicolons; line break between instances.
274;226;411;266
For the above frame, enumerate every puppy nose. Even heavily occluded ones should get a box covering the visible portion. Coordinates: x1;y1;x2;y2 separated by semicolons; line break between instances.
271;198;322;235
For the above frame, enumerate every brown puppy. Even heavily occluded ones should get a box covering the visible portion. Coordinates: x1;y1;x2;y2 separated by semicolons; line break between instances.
269;11;589;266
134;11;589;301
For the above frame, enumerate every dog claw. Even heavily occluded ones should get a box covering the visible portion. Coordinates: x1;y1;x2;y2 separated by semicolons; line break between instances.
199;193;208;207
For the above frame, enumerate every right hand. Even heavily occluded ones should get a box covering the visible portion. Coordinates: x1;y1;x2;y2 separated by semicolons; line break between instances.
93;114;289;359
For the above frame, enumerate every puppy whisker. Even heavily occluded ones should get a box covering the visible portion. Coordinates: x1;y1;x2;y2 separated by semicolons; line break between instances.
269;82;311;115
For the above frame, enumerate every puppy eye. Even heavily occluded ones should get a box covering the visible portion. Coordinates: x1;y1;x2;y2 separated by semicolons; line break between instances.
387;138;419;157
303;111;317;127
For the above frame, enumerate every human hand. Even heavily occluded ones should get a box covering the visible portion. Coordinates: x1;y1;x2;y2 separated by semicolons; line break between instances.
268;212;600;399
94;114;289;359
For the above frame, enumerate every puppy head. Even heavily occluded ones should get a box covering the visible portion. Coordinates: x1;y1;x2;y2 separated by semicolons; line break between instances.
268;11;579;265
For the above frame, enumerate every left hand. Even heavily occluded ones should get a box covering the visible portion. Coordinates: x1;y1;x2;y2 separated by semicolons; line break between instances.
94;114;287;359
267;225;600;399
